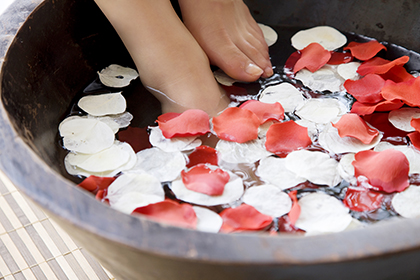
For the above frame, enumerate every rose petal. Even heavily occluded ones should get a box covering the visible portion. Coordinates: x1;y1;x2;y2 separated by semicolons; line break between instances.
352;149;409;193
337;153;356;183
284;51;301;73
265;121;312;155
132;199;197;229
242;185;292;217
408;131;420;151
287;190;301;226
157;109;210;139
291;26;347;51
295;66;344;93
149;126;202;152
295;192;352;235
181;164;230;196
350;99;404;116
239;100;284;124
357;56;410;76
380;65;414;83
256;156;306;190
78;92;126;116
285;150;342;187
363;113;408;138
388;107;420;132
219;204;272;233
192;206;223;233
318;123;382;154
258;83;305;113
98;64;139;88
392;185;420;218
258;23;278;47
343;40;387;61
295;98;348;124
343;186;384;212
374;142;420;174
187;145;218;168
118;126;151;153
337;62;361;80
327;51;353;65
332;113;379;144
212;107;260;143
216;138;271;164
78;175;115;192
381;77;420;107
170;171;244;206
293;43;332;73
344;74;385;103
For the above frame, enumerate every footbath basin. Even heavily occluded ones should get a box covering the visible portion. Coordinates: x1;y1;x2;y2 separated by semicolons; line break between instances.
1;0;420;279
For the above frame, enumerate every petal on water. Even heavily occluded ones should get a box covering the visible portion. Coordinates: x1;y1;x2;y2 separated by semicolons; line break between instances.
293;43;332;73
132;199;197;229
295;98;348;124
265;121;312;155
157;109;210;139
78;175;115;192
219;204;273;233
216;138;271;164
258;83;305;113
388;107;420;132
239;100;284;124
343;186;384;212
332;113;379;144
78;92;126;116
363;113;408;138
242;185;292;217
98;64;139;88
181;164;230;196
381;77;420;107
295;66;344;93
352;149;409;193
327;51;353;65
291;26;347;51
357;56;410;76
187;145;218;168
192;206;223;233
343;40;387;61
149;126;201;152
374;142;420;174
212;107;260;143
344;74;385;104
350;99;403;116
287;190;301;226
337;62;361;80
392;185;420;218
380;65;414;83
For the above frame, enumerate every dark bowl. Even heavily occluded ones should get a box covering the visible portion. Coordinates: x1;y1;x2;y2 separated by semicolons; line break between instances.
1;0;420;279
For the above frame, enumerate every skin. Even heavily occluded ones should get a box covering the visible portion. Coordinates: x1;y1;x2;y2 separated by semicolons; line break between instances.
94;0;272;116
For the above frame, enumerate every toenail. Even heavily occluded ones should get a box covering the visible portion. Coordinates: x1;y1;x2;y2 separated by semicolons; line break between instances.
245;63;264;76
264;67;274;77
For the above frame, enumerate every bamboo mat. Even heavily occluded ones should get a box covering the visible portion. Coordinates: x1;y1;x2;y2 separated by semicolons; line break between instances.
0;170;115;280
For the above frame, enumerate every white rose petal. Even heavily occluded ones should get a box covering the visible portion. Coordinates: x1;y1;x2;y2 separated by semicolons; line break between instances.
59;116;115;154
295;98;348;124
296;192;352;235
291;26;347;51
285;150;341;187
256;156;306;190
258;23;278;47
216;138;271;164
259;83;305;113
192;206;223;233
337;62;361;80
392;185;420;218
242;184;292;217
295;66;344;93
388;107;420;132
130;147;186;182
213;69;238;86
149;126;202;152
337;153;356;184
98;64;139;88
78;92;126;116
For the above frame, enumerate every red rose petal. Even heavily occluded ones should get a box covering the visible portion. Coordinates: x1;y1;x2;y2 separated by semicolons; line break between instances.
187;146;218;168
363;113;408;138
357;56;410;76
411;117;420;133
343;74;385;104
350;99;404;116
220;204;273;233
381;77;420;107
343;186;384;212
408;131;420;150
118;126;151;153
278;216;305;234
78;175;115;192
132;199;197;229
332;113;379;144
95;189;109;204
239;100;285;124
181;164;230;196
157;112;181;122
212;107;260;143
343;40;387;61
287;190;301;226
327;51;353;65
157;109;210;139
293;43;332;73
352;149;409;193
380;65;414;83
285;51;301;73
265;120;312;156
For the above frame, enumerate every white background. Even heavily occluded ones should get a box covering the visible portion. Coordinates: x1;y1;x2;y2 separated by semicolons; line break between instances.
0;0;15;15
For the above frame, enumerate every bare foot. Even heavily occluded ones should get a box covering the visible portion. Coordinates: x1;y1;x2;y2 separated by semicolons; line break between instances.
94;0;229;116
178;0;273;82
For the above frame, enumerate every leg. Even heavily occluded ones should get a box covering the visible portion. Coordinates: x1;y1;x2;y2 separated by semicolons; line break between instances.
178;0;273;82
94;0;229;116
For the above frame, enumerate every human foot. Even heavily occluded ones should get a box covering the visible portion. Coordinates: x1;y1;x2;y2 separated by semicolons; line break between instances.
178;0;273;82
94;0;229;116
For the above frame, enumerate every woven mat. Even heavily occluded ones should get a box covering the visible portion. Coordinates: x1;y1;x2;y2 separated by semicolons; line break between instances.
0;170;115;280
